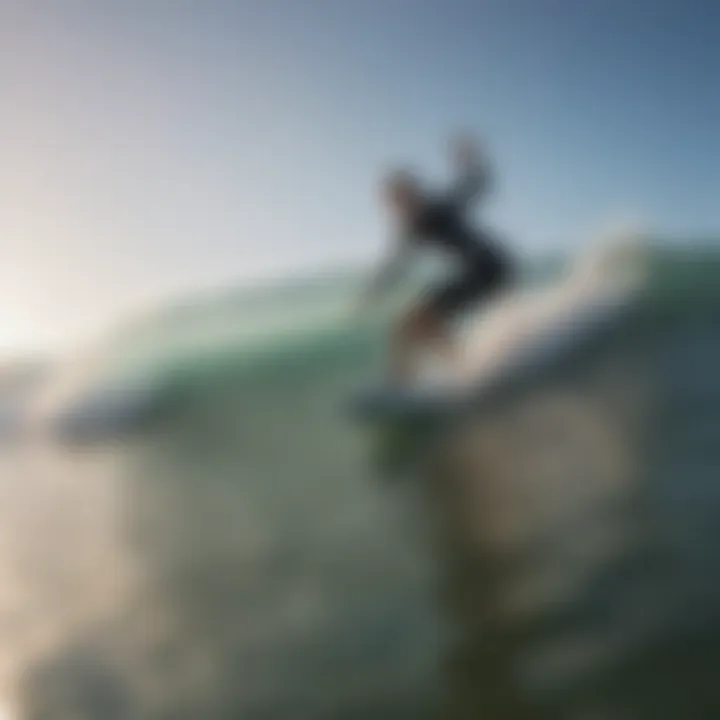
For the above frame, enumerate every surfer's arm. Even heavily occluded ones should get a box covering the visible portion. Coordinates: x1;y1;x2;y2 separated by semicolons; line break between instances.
361;233;414;308
447;135;492;209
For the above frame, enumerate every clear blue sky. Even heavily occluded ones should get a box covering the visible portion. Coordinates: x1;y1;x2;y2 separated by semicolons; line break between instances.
1;0;718;351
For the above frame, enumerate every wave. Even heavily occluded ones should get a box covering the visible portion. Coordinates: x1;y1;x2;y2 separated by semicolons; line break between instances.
3;235;720;718
33;236;718;444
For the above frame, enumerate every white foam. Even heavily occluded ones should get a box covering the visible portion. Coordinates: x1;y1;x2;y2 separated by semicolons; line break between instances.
421;236;647;392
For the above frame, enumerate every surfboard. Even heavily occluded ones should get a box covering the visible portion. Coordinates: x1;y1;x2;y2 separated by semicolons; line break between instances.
352;383;459;421
351;250;644;426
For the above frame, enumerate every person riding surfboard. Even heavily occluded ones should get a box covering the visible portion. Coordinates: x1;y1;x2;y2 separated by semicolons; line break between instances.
361;133;516;387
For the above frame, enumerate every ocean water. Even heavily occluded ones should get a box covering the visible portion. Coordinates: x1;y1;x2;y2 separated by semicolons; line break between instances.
1;240;720;719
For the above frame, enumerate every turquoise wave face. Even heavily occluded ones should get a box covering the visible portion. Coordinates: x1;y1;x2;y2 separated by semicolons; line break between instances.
46;256;552;402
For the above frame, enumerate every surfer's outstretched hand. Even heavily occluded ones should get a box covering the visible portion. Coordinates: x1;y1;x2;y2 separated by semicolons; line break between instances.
449;132;482;170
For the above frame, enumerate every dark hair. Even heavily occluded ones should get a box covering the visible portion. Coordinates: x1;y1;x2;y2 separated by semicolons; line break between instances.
384;168;422;197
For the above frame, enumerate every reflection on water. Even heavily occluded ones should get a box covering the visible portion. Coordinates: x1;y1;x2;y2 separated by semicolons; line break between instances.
0;363;441;719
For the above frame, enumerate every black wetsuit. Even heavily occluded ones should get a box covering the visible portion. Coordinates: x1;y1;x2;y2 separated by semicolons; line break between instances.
402;168;514;317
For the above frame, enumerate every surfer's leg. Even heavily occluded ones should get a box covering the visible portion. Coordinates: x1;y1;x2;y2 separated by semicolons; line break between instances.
387;300;451;384
388;260;512;384
418;301;455;363
424;263;512;370
423;277;473;366
437;259;512;316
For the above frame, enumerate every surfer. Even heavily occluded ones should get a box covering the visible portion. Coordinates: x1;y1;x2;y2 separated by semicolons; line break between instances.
361;134;515;386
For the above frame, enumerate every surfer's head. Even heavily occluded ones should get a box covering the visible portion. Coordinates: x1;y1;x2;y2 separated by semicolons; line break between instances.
383;168;423;218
